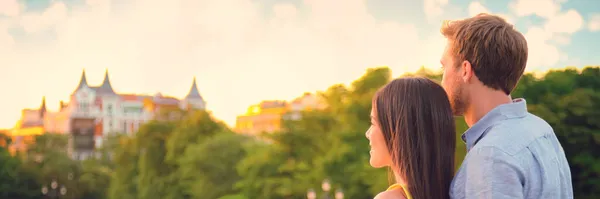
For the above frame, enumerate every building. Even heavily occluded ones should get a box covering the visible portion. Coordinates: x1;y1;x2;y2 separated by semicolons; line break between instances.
6;97;47;154
235;100;288;135
10;69;206;160
284;92;327;121
0;129;8;148
235;92;326;135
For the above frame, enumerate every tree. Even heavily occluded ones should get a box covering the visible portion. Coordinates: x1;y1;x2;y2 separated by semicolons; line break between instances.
109;109;238;199
178;133;251;198
135;121;176;199
0;135;42;199
512;66;600;198
108;135;139;199
235;67;393;199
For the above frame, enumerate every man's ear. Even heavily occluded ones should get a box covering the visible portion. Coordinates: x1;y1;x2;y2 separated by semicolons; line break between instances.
461;60;474;83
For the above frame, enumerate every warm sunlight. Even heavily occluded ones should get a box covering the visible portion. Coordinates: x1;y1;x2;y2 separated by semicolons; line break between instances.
1;0;599;199
3;0;597;129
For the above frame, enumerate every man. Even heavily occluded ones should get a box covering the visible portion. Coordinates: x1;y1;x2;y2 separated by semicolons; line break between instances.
439;13;573;198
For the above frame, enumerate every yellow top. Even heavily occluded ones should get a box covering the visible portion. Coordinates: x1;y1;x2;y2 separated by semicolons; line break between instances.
386;184;413;199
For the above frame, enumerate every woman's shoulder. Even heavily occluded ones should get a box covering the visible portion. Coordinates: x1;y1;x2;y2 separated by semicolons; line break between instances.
374;189;407;199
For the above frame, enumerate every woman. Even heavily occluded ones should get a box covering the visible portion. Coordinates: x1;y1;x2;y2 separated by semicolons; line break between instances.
366;77;456;199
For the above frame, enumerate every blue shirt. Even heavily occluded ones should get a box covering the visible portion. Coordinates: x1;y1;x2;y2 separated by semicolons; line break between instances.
450;98;573;199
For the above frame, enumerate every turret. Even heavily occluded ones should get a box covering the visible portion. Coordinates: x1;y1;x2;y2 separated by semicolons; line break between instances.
97;69;117;95
182;77;206;110
185;77;203;100
40;96;47;119
72;69;89;95
59;101;65;111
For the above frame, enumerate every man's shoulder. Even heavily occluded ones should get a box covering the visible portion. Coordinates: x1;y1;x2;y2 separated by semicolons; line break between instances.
477;113;554;155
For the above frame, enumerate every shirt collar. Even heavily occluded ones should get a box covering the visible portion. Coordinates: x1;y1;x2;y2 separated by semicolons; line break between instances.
461;98;529;151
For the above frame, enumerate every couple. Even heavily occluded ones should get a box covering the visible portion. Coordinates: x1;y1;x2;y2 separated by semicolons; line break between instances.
366;14;573;199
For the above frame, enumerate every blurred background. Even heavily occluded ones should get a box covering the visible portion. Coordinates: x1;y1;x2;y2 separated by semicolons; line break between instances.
1;0;599;198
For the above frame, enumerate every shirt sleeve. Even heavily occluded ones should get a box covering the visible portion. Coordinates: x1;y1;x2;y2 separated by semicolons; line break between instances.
464;146;526;199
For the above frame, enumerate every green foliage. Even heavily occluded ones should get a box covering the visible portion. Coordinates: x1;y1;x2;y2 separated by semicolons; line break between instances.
178;133;250;198
513;66;600;198
108;135;139;199
108;110;235;199
0;136;41;199
2;66;598;199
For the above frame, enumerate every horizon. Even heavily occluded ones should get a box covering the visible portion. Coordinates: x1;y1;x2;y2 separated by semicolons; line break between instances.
1;65;595;129
1;0;599;128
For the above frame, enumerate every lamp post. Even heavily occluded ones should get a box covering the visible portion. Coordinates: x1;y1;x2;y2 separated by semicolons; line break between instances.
307;178;344;199
41;179;67;199
307;188;317;199
335;189;344;199
321;179;331;199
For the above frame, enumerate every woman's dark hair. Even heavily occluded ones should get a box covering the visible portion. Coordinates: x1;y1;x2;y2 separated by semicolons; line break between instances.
373;77;456;199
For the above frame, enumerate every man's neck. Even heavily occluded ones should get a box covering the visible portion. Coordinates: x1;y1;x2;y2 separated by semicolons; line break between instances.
464;91;512;127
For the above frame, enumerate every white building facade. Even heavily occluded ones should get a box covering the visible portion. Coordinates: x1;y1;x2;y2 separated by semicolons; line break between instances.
44;69;206;160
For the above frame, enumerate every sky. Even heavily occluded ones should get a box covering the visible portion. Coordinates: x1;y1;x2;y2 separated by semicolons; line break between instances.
1;0;599;129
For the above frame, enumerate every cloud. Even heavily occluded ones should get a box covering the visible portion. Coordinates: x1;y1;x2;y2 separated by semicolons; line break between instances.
509;0;585;70
424;0;449;21
0;24;14;54
0;0;21;17
467;1;515;24
0;0;441;127
589;13;600;31
524;27;561;70
544;9;584;34
510;0;584;34
510;0;561;18
468;2;489;17
19;1;68;33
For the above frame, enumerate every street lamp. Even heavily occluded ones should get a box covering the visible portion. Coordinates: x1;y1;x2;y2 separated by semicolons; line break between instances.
307;188;317;199
335;189;344;199
60;186;67;195
321;179;331;199
322;179;331;192
308;178;344;199
41;179;67;199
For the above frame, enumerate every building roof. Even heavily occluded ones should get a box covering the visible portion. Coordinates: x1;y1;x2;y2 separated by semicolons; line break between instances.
66;69;198;106
120;94;152;102
95;69;117;95
72;69;118;96
185;77;204;100
72;69;89;95
154;96;180;105
260;100;287;109
40;96;46;118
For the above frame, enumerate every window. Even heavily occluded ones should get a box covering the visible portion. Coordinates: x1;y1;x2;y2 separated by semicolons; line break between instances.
80;103;89;114
107;104;113;116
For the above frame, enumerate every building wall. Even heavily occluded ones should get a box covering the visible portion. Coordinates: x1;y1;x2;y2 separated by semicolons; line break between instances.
235;101;288;135
101;96;120;135
12;71;205;160
20;109;42;125
120;100;150;135
43;112;70;134
180;98;206;110
235;93;327;134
